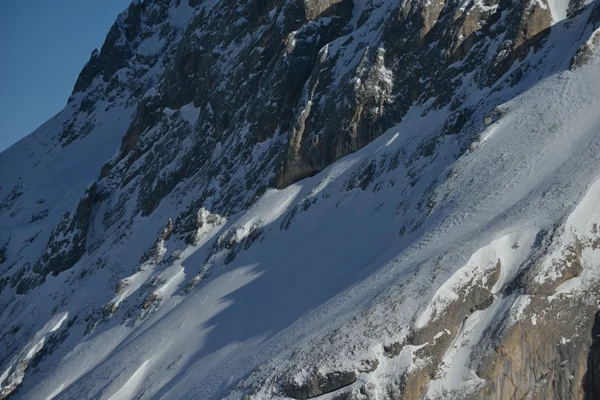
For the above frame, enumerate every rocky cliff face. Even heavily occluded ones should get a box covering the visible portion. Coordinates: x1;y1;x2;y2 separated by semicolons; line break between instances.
1;0;600;399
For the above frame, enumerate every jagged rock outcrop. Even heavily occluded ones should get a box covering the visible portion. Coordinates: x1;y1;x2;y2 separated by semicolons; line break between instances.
584;310;600;398
282;370;357;399
93;0;568;211
32;183;97;280
71;1;148;96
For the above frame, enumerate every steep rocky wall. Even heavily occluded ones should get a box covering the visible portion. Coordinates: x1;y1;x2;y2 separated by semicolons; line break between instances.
95;0;566;218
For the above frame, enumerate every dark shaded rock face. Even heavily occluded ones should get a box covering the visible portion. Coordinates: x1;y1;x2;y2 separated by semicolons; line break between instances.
71;1;144;95
584;310;600;399
283;370;357;399
32;184;96;280
0;240;7;265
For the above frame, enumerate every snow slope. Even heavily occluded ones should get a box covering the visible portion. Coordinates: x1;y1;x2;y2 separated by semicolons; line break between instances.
9;46;600;400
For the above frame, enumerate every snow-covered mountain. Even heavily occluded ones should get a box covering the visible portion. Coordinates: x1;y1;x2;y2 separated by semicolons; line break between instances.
1;0;600;398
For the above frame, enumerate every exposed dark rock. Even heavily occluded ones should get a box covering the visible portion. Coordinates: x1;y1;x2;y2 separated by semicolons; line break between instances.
584;310;600;399
141;293;161;310
0;182;23;213
71;1;144;95
29;318;75;370
282;370;357;399
33;183;97;278
510;238;585;296
571;29;600;70
15;274;44;296
160;218;173;240
474;292;598;400
174;206;224;245
28;209;49;223
0;239;7;265
358;359;378;373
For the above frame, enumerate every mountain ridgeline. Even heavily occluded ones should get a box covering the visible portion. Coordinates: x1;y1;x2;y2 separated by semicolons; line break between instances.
1;0;600;399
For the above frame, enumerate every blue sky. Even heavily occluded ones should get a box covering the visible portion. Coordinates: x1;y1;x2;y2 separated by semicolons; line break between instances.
0;0;131;152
